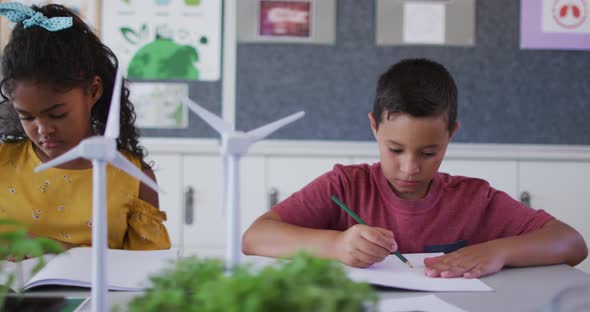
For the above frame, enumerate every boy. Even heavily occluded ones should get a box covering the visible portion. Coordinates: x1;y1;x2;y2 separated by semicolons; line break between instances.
242;59;587;278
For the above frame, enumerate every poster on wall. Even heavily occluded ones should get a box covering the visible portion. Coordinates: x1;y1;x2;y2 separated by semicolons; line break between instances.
375;0;475;46
101;0;221;81
129;82;189;129
237;0;335;45
402;1;446;44
0;0;99;49
258;0;312;38
521;0;590;50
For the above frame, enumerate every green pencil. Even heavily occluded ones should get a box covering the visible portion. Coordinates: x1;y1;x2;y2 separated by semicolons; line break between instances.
331;195;413;268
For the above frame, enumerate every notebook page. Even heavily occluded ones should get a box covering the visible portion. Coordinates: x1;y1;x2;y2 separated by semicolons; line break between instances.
346;253;493;292
23;247;178;291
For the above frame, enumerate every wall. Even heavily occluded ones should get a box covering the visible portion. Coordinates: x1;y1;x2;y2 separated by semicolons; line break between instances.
141;0;590;145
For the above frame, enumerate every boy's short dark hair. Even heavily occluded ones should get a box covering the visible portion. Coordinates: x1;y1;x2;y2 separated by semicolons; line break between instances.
372;58;458;133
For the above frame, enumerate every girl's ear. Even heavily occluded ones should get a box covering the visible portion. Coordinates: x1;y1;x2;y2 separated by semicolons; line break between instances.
88;76;103;108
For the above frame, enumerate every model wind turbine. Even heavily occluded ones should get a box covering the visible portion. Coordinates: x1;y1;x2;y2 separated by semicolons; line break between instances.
183;97;304;271
35;69;159;312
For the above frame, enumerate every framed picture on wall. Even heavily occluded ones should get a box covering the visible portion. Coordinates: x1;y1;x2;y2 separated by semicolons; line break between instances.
521;0;590;50
237;0;335;45
101;0;221;81
258;0;312;38
375;0;475;46
0;0;100;50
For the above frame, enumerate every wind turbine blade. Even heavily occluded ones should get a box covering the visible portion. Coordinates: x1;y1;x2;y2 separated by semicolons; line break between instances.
110;152;160;193
104;67;124;139
182;96;232;134
35;147;82;172
246;111;305;142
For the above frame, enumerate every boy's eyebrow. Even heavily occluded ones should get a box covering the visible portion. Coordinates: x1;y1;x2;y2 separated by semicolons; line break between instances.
387;140;441;149
13;103;64;114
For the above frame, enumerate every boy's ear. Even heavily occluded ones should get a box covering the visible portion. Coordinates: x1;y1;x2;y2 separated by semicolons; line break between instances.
449;122;460;139
88;76;103;108
368;112;378;139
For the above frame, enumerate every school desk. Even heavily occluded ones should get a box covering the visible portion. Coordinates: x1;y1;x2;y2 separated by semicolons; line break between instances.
379;264;590;311
11;263;590;312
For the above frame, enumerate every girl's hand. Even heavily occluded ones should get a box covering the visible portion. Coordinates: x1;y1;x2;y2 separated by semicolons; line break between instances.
2;233;68;262
26;233;78;251
334;224;396;268
423;241;508;278
26;233;77;252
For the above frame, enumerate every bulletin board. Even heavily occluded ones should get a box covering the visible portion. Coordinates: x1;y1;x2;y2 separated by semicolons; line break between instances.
130;0;590;145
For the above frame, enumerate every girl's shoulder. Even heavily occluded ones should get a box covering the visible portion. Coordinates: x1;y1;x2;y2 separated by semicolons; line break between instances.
0;138;29;158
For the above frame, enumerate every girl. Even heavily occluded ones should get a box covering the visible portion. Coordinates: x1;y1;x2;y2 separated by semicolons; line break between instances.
0;3;170;251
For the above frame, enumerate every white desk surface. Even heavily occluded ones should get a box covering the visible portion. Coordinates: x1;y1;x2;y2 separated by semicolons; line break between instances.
379;264;590;312
15;264;590;312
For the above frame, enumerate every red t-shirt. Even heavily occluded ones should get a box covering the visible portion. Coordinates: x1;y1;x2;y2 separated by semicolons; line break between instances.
274;163;554;253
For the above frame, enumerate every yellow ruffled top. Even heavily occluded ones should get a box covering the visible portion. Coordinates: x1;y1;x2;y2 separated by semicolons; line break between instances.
0;140;170;250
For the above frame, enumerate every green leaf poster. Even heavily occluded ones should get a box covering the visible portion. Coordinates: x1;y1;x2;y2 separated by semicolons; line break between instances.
101;0;221;81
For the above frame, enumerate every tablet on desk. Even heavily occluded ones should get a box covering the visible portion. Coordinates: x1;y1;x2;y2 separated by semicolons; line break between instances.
2;296;89;312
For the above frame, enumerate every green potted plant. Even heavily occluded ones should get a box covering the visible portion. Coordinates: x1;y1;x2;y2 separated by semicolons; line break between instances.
128;253;378;312
0;219;63;307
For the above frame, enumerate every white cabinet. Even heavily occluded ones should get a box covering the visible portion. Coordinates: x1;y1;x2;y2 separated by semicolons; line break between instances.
519;161;590;273
181;155;265;257
239;156;267;241
181;155;224;256
266;156;350;206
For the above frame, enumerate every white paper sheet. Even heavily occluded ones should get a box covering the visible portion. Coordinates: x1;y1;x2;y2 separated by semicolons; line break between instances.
15;247;178;291
347;253;493;292
129;82;189;128
378;294;467;312
403;2;446;44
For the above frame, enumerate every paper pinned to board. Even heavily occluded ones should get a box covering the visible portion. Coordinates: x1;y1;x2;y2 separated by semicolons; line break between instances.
346;253;493;292
403;2;446;44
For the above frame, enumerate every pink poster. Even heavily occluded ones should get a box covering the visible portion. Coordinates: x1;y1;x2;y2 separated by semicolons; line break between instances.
259;0;311;37
521;0;590;50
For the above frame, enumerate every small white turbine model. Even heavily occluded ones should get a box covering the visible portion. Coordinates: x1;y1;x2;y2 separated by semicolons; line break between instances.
35;69;159;312
183;97;304;271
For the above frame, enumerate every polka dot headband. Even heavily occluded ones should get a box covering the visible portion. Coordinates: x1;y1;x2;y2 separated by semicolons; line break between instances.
0;2;72;31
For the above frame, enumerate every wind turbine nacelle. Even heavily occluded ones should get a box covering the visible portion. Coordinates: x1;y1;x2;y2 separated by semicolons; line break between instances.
221;132;253;156
79;137;118;160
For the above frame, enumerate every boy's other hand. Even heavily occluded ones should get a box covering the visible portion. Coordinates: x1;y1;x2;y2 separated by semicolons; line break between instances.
423;241;507;278
335;224;396;268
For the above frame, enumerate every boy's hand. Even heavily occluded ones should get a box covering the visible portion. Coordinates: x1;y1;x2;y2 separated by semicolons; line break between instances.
423;241;508;278
335;224;396;268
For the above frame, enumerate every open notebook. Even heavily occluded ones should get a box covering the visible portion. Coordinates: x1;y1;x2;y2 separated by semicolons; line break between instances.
346;253;493;292
0;247;178;292
242;252;492;292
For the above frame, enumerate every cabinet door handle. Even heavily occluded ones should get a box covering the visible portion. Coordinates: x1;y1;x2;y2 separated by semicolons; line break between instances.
268;187;279;210
520;191;531;207
184;186;195;225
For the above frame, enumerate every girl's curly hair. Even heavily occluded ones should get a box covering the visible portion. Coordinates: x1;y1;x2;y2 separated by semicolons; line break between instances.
0;4;147;165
